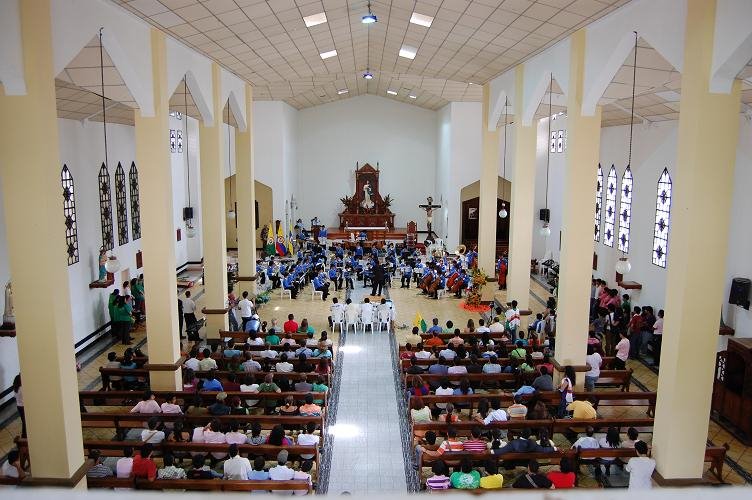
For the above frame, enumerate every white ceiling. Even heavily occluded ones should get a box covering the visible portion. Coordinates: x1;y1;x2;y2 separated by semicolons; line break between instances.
109;0;631;110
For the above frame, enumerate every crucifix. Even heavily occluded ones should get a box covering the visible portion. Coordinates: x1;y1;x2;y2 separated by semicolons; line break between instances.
418;196;441;238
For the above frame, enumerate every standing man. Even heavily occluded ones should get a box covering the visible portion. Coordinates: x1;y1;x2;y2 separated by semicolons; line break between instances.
238;291;254;331
183;291;197;339
505;300;521;338
227;286;239;331
372;261;386;297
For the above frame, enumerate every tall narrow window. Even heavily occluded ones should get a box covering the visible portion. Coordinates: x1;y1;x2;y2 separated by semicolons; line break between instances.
115;163;128;246
177;129;183;153
61;165;79;265
170;129;176;153
129;162;141;241
98;163;114;250
617;166;633;252
652;168;672;267
556;130;564;153
602;165;617;247
550;131;556;153
594;164;603;242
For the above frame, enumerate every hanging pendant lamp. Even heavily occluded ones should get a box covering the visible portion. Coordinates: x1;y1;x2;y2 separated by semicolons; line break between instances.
183;79;197;238
616;32;639;276
540;73;553;237
226;102;237;220
498;97;509;219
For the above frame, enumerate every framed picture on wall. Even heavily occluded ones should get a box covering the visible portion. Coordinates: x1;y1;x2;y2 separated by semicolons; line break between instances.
468;207;478;220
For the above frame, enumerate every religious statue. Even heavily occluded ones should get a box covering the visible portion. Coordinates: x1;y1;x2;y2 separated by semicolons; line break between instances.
3;281;15;327
360;181;374;210
419;196;442;238
98;248;108;281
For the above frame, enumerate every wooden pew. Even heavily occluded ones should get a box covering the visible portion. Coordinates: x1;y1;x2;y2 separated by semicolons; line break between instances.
87;477;312;493
78;390;329;409
219;330;314;343
400;356;618;370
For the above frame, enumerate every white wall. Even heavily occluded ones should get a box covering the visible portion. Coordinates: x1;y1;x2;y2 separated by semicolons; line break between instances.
296;95;437;229
435;105;452;243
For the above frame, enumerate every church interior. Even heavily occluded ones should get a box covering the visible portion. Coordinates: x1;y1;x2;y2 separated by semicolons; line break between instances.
1;0;752;496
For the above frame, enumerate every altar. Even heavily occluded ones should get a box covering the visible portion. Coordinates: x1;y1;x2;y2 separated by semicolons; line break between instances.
338;163;395;230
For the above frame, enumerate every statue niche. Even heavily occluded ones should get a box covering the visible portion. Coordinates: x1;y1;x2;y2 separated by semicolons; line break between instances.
339;163;395;230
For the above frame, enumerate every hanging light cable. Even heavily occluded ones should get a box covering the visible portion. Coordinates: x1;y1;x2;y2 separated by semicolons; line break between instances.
498;97;509;219
184;79;196;238
540;73;553;237
227;102;236;219
363;13;373;80
616;31;639;275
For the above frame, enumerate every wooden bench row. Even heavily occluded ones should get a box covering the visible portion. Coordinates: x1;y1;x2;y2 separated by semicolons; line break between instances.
403;369;633;392
400;356;616;369
79;390;329;408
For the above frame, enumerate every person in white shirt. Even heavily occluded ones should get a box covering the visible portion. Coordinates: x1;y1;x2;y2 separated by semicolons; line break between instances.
160;394;183;414
439;346;456;360
238;291;254;331
260;343;278;359
292;460;314;496
203;420;228;459
223;444;253;480
434;380;454;409
240;374;260;407
584;345;602;392
329;297;345;328
652;309;664;367
182;290;198;339
482;404;508;425
626;441;655;490
571;427;599;450
1;450;24;480
249;334;264;345
115;447;134;478
446;359;468;378
359;298;375;328
414;343;434;360
130;391;161;413
184;349;200;371
141;417;166;443
476;319;491;333
505;300;521;334
344;298;360;325
488;317;505;333
275;353;294;373
269;449;295;481
296;422;320;460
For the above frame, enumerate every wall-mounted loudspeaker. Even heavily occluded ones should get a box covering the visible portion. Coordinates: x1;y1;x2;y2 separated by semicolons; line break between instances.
539;209;550;222
183;207;193;221
729;278;751;310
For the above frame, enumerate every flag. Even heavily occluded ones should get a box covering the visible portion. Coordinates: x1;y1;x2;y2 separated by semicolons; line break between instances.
264;223;276;256
275;224;287;256
286;229;294;255
413;312;427;333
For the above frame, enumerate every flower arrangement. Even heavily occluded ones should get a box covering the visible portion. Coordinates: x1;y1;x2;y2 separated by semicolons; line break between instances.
462;267;491;312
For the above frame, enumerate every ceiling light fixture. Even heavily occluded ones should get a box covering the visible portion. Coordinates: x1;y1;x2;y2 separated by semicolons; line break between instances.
362;1;377;23
320;50;337;59
408;94;417;99
337;89;348;95
399;45;417;59
410;12;433;27
303;12;327;28
386;89;398;95
363;71;373;80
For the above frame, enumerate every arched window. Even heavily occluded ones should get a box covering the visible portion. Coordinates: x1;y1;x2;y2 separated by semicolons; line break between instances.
617;166;633;253
129;162;141;241
594;164;603;242
61;165;79;265
115;162;128;246
602;165;617;247
652;168;672;267
98;163;114;250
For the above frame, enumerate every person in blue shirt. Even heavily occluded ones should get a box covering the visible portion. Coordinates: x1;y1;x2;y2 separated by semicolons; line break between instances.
312;272;330;300
223;339;243;358
282;273;298;299
343;265;354;290
201;370;224;391
354;244;364;258
244;314;261;334
426;318;443;335
328;265;342;291
400;260;413;288
334;244;344;258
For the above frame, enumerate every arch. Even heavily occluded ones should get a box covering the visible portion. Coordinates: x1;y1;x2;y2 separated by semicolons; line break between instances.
521;38;571;126
603;165;618;248
167;36;214;124
652;168;672;268
710;0;752;93
222;69;248;132
617;166;634;253
487;70;515;131
61;165;79;265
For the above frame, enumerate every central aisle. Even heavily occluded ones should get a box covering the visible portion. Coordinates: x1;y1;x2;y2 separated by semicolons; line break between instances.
326;287;408;494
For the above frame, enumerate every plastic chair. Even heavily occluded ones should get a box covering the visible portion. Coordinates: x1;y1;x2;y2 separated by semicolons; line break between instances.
280;288;291;300
345;310;359;334
332;308;345;333
377;308;391;333
360;308;376;334
311;288;323;301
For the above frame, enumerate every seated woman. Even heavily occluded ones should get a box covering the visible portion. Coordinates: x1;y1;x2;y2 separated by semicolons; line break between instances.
410;396;432;423
438;402;461;423
276;395;299;416
400;343;414;360
425;460;451;491
409;376;430;397
266;424;292;446
547;457;576;488
597;426;622;476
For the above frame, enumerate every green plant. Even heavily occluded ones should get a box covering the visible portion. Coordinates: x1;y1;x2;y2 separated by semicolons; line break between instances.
383;194;394;208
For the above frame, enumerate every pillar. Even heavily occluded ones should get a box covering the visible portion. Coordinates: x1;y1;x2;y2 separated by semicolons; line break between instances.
554;29;602;369
478;83;499;274
235;84;256;295
134;29;181;390
199;63;229;336
506;65;538;309
652;0;741;480
0;0;85;485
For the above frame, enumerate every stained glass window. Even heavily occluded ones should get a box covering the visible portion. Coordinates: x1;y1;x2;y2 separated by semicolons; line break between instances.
617;166;633;253
98;163;114;250
550;131;556;153
61;165;79;265
129;162;141;241
557;130;564;153
652;168;672;267
603;165;617;247
177;129;183;153
594;164;603;242
170;129;176;153
115;162;128;246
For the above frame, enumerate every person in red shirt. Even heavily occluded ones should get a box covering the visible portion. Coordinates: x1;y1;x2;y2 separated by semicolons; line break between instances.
283;314;298;334
547;457;576;488
130;444;157;481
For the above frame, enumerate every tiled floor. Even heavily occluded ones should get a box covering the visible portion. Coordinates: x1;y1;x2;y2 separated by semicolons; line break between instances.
326;286;408;494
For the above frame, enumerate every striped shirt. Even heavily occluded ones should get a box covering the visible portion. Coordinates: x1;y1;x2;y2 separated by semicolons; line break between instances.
437;439;465;454
462;439;488;453
426;474;451;490
86;464;114;478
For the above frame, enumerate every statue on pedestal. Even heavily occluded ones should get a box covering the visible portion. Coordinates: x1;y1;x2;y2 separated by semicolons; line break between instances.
3;281;15;327
98;248;108;281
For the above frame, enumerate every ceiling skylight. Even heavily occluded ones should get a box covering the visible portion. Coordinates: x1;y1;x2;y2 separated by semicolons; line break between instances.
399;45;417;60
320;50;337;60
303;12;327;28
410;12;433;28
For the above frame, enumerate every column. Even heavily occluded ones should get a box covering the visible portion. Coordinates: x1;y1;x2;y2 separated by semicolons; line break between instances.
199;63;229;336
134;29;181;390
652;0;741;481
235;83;256;295
478;83;499;274
0;0;85;485
554;29;602;370
506;65;538;309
